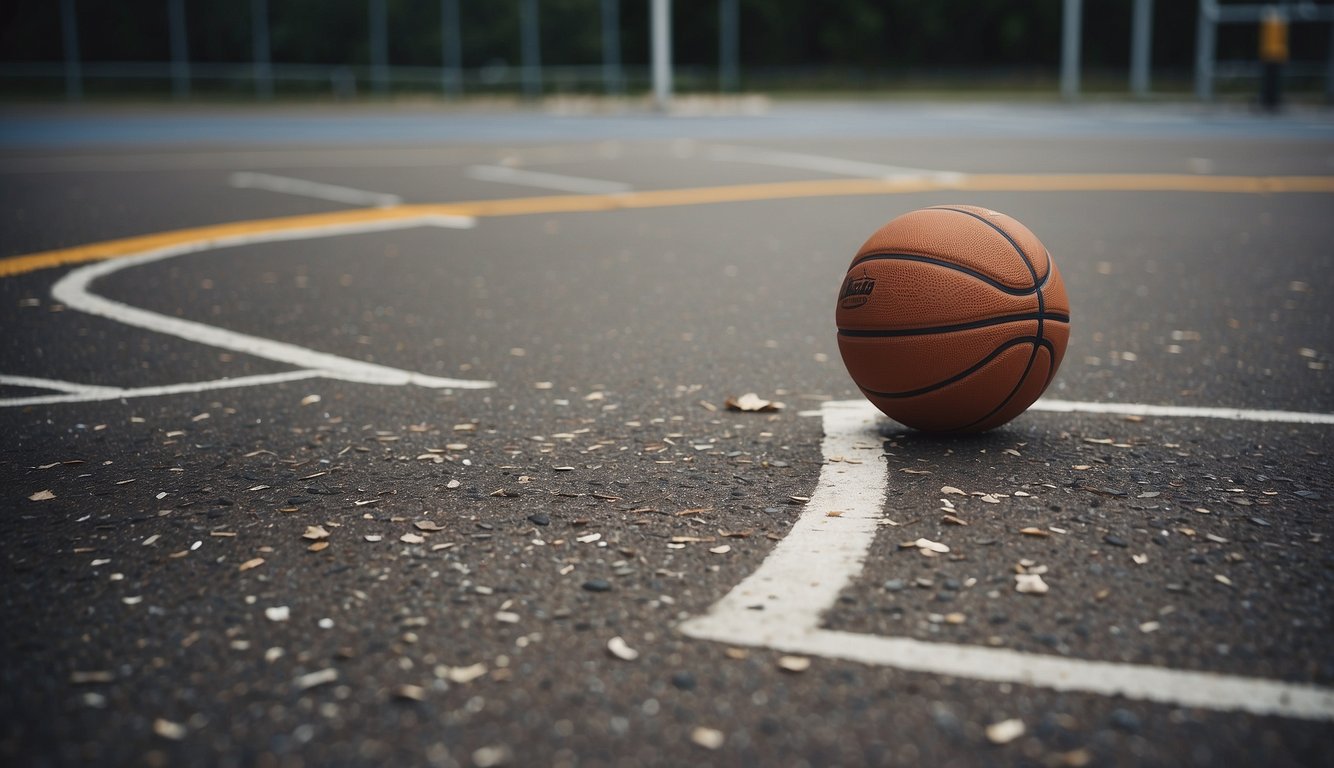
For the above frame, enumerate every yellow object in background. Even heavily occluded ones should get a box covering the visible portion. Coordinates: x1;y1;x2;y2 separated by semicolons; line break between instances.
1259;7;1289;63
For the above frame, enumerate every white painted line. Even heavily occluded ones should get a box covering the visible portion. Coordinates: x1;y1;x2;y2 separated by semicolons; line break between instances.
0;370;327;408
678;399;1334;722
46;215;494;394
0;374;123;396
229;171;403;208
465;165;632;195
1031;397;1334;425
705;144;965;183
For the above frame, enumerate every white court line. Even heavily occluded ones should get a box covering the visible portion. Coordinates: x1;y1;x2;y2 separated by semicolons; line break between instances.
465;165;632;195
1031;398;1334;425
798;397;1334;425
229;171;403;208
0;370;327;408
705;144;965;183
679;399;1334;721
30;215;495;403
0;374;123;396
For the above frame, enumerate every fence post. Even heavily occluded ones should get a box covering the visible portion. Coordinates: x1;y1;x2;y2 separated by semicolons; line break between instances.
442;0;462;98
60;0;82;102
1130;0;1153;97
168;0;190;99
1195;0;1216;102
520;0;541;99
719;0;739;92
252;0;273;99
370;0;389;95
1060;0;1082;101
652;0;672;109
601;0;622;95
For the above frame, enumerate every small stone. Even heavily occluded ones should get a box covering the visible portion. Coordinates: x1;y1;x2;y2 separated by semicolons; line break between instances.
883;579;906;592
528;513;551;526
582;579;612;593
472;744;513;767
153;718;187;740
670;671;696;690
265;606;290;622
1103;534;1129;548
690;726;725;750
607;636;639;661
986;718;1025;744
1109;708;1141;733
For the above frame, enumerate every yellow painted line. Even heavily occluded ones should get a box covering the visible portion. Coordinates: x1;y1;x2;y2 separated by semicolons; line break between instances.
4;173;1333;279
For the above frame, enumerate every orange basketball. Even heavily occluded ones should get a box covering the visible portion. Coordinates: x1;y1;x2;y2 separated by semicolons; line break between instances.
836;205;1070;433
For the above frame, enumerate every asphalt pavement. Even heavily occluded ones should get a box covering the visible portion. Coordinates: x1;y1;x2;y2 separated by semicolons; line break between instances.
1;100;1332;767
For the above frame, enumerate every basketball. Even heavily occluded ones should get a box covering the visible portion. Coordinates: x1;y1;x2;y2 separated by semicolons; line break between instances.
836;205;1070;433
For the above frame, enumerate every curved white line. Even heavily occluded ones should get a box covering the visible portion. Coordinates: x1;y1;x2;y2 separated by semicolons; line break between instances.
49;215;495;391
0;370;328;408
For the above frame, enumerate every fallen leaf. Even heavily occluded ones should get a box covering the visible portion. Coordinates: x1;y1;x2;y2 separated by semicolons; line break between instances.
365;534;383;543
300;394;321;406
777;655;810;672
941;486;967;496
238;558;265;572
153;718;187;741
942;514;968;526
691;726;725;750
915;538;949;554
1014;574;1049;595
392;684;426;701
986;718;1025;745
607;636;639;661
1132;553;1148;565
709;545;732;555
302;525;330;541
28;490;55;501
439;663;488;684
414;520;445;532
400;533;425;544
307;541;329;552
294;668;338;691
724;393;784;412
1019;527;1050;537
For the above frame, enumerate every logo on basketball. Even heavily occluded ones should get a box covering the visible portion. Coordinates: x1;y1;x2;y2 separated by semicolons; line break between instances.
839;271;876;309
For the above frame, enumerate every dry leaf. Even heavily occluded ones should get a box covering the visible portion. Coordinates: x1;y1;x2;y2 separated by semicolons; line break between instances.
1014;574;1049;595
915;538;950;554
400;533;425;544
724;393;784;412
691;727;725;750
307;541;329;552
986;718;1025;745
302;525;330;541
414;520;445;532
439;663;487;684
1019;527;1050;537
365;534;383;543
708;544;732;555
238;557;265;572
941;486;966;496
607;636;639;661
392;684;426;701
300;394;321;406
28;489;55;501
777;655;811;672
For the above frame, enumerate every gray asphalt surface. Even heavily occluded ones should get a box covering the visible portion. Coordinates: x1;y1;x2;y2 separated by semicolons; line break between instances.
1;101;1332;767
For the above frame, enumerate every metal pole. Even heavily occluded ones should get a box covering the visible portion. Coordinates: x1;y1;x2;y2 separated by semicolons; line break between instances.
168;0;190;99
60;0;82;102
601;0;622;95
251;0;272;99
1130;0;1152;97
370;0;389;95
520;0;541;99
651;0;672;109
719;0;739;92
442;0;462;98
1327;13;1334;103
1195;0;1216;102
1060;0;1082;101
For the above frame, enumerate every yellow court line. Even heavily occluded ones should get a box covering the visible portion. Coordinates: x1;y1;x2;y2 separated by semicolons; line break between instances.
3;173;1333;279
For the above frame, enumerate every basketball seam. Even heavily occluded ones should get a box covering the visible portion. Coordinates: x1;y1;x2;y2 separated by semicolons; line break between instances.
928;207;1047;432
838;312;1069;337
847;252;1047;297
858;336;1042;399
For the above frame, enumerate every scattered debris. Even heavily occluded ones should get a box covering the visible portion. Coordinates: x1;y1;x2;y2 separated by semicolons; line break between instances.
392;684;426;702
986;718;1025;745
607;636;639;661
238;558;265;572
1014;574;1049;595
1019;527;1049;537
709;545;732;555
153;718;187;741
777;655;811;673
472;745;513;768
294;668;339;691
690;726;725;750
941;486;966;496
725;393;783;412
28;490;55;501
400;533;425;544
438;663;487;684
302;525;330;541
914;538;950;554
265;606;291;622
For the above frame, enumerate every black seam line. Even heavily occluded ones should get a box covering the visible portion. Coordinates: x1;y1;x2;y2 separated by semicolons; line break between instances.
839;312;1069;338
949;338;1055;433
931;206;1047;346
848;253;1046;297
860;336;1041;400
